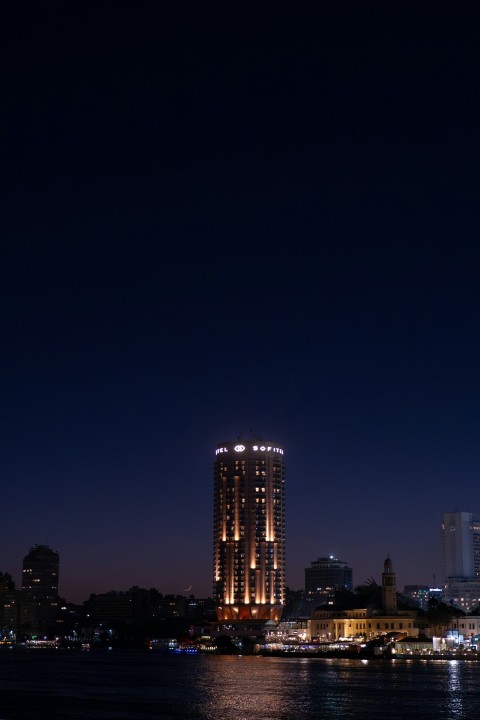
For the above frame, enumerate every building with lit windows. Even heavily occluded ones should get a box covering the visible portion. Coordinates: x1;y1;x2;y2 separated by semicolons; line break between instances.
0;572;19;635
20;544;59;635
305;556;353;604
441;511;480;611
402;585;443;611
310;557;419;642
213;439;285;621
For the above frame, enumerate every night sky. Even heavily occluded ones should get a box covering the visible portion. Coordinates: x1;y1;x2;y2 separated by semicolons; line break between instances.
3;3;480;603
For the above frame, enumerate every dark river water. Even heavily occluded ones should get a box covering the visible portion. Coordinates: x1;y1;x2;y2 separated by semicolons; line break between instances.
1;649;479;719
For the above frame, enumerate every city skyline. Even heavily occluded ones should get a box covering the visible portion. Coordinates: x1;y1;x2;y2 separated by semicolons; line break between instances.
3;5;480;603
0;502;472;605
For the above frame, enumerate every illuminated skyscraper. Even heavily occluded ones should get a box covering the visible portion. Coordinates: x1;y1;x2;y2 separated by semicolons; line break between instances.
213;439;285;621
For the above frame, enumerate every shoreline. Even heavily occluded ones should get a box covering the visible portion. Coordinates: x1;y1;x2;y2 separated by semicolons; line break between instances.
259;650;480;661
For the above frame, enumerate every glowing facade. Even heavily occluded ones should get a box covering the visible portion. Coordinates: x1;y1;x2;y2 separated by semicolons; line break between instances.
213;440;285;621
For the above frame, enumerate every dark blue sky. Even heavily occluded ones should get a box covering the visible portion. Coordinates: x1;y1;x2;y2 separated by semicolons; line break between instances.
2;3;480;602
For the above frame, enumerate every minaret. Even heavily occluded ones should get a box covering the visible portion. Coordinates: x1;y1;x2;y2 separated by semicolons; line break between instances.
381;555;397;615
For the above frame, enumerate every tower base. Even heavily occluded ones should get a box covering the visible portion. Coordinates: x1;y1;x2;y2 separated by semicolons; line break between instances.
216;604;283;622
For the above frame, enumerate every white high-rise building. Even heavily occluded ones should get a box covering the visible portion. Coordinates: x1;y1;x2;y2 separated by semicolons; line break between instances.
441;511;480;611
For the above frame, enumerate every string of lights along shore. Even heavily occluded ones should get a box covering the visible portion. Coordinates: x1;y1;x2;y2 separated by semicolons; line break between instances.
213;439;285;621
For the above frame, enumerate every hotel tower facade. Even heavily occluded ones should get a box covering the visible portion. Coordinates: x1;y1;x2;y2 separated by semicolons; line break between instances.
213;439;285;621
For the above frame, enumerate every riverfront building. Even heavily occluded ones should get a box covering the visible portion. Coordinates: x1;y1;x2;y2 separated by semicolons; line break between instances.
20;544;59;634
441;510;480;611
0;573;19;634
213;439;285;621
305;556;353;604
310;557;419;642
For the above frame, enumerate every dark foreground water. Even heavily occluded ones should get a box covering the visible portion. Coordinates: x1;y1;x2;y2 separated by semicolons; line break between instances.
1;650;479;720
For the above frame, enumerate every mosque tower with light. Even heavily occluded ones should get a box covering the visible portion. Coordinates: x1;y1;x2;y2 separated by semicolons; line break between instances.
213;438;285;621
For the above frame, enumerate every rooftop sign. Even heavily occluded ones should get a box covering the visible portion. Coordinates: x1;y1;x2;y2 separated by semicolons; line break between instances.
215;444;284;456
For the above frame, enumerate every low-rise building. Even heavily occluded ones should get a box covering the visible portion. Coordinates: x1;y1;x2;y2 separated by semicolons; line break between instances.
310;557;419;642
311;607;418;641
450;615;480;641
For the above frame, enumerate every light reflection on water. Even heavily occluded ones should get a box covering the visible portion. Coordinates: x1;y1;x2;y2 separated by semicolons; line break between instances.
199;656;321;720
0;651;479;719
195;655;480;720
446;661;463;719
